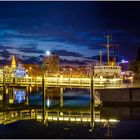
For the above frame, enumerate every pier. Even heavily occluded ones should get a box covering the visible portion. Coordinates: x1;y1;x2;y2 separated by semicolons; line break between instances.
0;76;130;89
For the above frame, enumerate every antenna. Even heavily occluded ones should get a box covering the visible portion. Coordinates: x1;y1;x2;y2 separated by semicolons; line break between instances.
100;51;102;65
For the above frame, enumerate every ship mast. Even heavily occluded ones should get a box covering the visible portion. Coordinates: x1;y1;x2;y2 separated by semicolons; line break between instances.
100;51;102;65
105;34;112;65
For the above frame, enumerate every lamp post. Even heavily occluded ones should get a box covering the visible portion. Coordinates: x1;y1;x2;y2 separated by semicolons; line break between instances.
2;67;6;117
42;74;46;124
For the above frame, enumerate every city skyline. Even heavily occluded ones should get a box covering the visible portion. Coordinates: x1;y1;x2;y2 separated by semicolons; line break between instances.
0;1;140;65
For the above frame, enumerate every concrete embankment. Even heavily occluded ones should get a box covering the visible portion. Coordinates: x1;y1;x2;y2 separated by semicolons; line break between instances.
98;88;140;105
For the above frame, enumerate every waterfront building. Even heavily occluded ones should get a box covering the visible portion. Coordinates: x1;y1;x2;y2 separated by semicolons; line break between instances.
60;64;91;77
23;64;42;77
43;53;60;75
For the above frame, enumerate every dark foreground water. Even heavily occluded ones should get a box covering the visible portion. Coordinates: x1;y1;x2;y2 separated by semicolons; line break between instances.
1;120;140;139
0;87;140;138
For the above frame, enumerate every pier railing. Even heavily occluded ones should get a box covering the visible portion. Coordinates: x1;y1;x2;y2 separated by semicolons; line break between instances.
0;109;119;125
0;76;122;88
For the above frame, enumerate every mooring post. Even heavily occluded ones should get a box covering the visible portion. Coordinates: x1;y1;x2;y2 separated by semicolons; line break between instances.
60;87;64;107
3;68;6;116
90;68;95;131
42;74;46;124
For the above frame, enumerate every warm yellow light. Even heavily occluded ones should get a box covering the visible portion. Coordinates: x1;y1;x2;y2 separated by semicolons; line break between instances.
48;116;52;120
109;119;118;122
64;117;69;121
0;95;2;100
36;77;42;79
95;119;101;122
76;118;81;121
70;118;75;121
37;115;42;119
101;119;107;122
87;118;91;122
59;117;63;121
82;118;88;122
60;112;63;116
9;99;14;104
52;117;58;121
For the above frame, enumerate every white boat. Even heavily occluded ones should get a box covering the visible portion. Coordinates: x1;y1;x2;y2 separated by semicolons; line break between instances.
93;35;123;86
94;65;123;85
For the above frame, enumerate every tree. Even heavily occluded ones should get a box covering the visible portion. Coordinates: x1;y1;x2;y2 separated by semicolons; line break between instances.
129;47;140;75
129;60;140;75
136;47;140;61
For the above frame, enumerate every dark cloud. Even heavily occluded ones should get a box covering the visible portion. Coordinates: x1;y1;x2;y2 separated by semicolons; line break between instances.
60;59;86;65
0;49;11;59
0;45;13;50
21;56;42;64
0;1;139;62
51;50;83;57
18;47;45;54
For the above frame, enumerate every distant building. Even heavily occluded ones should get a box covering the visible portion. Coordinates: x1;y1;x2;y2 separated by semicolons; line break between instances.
118;60;130;71
14;63;26;77
60;64;91;77
11;54;16;70
23;64;42;77
43;53;60;75
4;55;28;77
4;55;17;77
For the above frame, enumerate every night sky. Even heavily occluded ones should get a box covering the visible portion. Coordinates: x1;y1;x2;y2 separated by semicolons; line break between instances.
0;1;140;65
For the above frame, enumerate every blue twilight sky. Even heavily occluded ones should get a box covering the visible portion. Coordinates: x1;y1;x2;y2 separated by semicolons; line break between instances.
0;1;140;65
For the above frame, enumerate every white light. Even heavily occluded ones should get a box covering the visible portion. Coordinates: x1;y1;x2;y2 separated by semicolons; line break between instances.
46;51;51;56
47;99;50;107
121;60;129;63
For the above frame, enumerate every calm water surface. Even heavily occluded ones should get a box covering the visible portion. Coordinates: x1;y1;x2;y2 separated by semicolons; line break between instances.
0;87;140;138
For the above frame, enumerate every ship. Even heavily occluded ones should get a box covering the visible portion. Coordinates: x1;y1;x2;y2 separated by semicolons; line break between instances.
93;35;123;86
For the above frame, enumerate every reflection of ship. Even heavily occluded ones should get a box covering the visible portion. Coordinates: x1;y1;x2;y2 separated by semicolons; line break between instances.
94;35;123;86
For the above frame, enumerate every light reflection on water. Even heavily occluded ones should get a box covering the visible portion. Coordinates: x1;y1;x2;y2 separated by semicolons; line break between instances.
28;88;90;108
1;87;140;138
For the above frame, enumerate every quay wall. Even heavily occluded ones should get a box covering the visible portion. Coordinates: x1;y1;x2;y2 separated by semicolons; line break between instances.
100;107;140;120
99;88;140;103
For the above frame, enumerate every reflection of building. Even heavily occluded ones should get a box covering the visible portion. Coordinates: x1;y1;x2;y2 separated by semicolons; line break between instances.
43;53;60;74
14;89;26;103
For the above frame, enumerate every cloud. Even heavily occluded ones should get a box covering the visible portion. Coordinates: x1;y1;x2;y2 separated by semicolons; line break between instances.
60;59;86;65
0;49;11;59
18;47;45;54
21;56;42;64
51;49;83;57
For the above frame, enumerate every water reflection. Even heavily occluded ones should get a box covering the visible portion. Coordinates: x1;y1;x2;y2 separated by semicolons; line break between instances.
0;86;140;138
14;89;26;103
